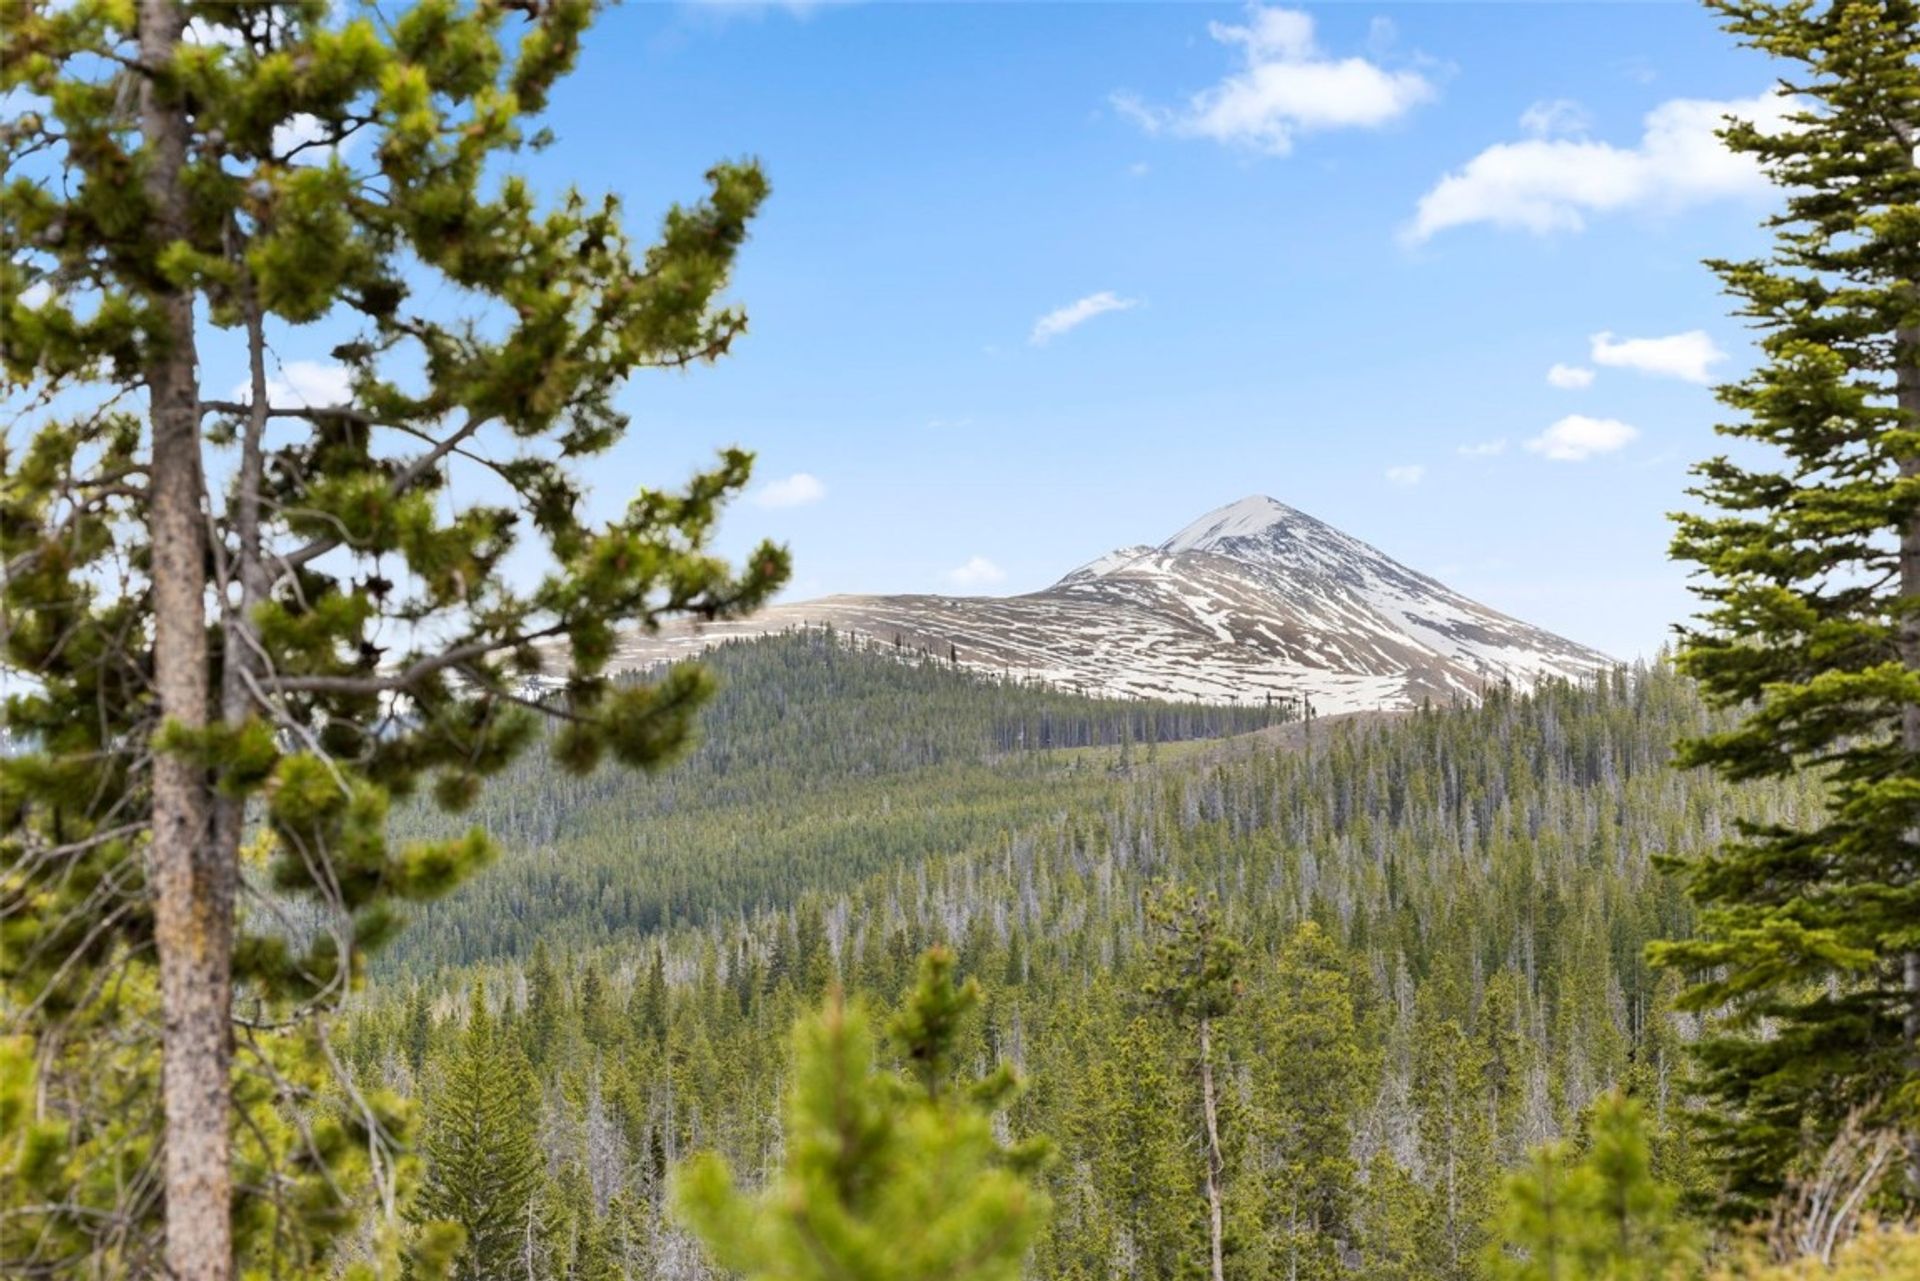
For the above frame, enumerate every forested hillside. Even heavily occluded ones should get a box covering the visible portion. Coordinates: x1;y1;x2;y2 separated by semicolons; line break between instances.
345;643;1816;1279
10;1;1919;1276
381;628;1289;969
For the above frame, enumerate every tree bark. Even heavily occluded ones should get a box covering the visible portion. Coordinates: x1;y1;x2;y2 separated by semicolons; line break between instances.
1199;1017;1225;1281
139;0;231;1275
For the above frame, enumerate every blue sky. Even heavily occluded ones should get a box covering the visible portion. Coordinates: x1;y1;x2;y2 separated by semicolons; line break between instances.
322;2;1790;660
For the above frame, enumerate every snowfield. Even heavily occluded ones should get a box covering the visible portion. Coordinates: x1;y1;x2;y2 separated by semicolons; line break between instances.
607;496;1615;714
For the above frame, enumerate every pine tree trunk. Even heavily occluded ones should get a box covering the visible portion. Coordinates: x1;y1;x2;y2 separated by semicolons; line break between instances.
139;1;232;1275
1899;315;1920;1198
1199;1017;1225;1281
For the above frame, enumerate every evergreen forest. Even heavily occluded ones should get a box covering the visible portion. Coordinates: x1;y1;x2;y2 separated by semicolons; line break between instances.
6;0;1920;1276
339;632;1811;1279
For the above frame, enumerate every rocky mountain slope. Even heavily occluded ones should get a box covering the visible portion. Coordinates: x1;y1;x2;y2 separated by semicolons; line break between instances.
609;496;1613;713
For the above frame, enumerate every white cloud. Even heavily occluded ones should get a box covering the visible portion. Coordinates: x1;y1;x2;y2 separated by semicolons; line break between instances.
1406;90;1795;242
1519;98;1591;139
231;360;352;408
1590;329;1725;384
1030;291;1139;345
272;113;357;165
1547;363;1596;390
749;472;827;508
1458;439;1508;457
18;281;52;309
946;556;1007;588
1112;4;1432;156
1524;415;1638;462
183;17;246;48
1385;464;1425;487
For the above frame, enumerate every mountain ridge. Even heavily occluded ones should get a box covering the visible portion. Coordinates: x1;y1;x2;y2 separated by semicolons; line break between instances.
607;495;1613;713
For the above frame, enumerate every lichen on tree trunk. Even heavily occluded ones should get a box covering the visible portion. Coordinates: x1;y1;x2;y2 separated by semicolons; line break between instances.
139;0;233;1274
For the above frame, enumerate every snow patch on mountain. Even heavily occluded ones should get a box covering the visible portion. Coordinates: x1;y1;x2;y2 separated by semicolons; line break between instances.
607;496;1614;714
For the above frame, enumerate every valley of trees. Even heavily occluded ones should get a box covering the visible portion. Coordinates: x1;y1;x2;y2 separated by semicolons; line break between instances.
382;629;1291;970
5;0;1920;1277
337;644;1808;1279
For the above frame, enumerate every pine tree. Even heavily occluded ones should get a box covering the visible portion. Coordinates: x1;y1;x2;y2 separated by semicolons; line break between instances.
414;986;549;1281
1357;1152;1427;1281
1144;882;1243;1281
298;654;1793;1278
1487;1145;1580;1281
1486;1091;1695;1281
1071;1008;1189;1280
1255;921;1368;1281
406;984;435;1081
1479;970;1532;1167
637;945;670;1047
579;957;611;1047
0;0;782;1272
1575;1093;1695;1278
672;947;1049;1281
527;940;563;1064
1658;0;1920;1213
1412;989;1495;1281
795;900;834;996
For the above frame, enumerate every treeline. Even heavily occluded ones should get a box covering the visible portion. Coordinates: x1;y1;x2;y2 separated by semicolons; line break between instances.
344;660;1816;1278
682;625;1301;755
379;630;1288;971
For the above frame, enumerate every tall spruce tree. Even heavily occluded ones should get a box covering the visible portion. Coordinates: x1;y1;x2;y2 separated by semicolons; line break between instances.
1143;882;1242;1281
0;0;784;1274
1254;921;1368;1281
1658;0;1920;1214
413;986;548;1280
1485;1092;1695;1281
672;947;1050;1281
1412;989;1495;1281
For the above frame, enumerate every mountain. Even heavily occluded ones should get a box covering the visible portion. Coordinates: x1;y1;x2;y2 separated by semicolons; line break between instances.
609;496;1614;713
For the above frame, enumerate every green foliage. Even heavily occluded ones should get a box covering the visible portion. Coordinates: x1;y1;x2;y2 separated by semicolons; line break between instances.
335;653;1783;1281
1358;1151;1428;1281
412;986;548;1280
672;947;1049;1281
1;0;783;1269
1708;1224;1920;1280
1486;1091;1696;1281
1144;881;1242;1025
0;971;430;1278
1413;985;1497;1281
381;629;1287;971
1240;922;1370;1281
1142;882;1240;1280
1658;0;1920;1216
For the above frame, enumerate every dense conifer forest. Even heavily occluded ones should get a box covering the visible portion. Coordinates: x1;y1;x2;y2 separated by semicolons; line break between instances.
339;635;1816;1279
9;0;1920;1275
381;629;1292;970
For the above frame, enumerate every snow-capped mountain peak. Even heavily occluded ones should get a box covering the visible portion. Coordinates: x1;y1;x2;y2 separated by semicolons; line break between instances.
606;496;1614;714
1157;495;1439;586
1161;495;1310;555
